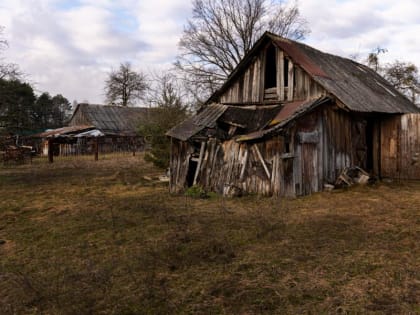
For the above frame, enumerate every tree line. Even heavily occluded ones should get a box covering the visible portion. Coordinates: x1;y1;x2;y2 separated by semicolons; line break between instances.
0;28;71;136
0;79;71;135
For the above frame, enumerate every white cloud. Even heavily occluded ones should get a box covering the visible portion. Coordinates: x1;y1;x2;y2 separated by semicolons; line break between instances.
0;0;419;105
300;0;420;65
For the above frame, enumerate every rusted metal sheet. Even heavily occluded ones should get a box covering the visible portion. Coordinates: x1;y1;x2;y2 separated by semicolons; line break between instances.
272;38;328;78
32;125;95;138
235;97;331;142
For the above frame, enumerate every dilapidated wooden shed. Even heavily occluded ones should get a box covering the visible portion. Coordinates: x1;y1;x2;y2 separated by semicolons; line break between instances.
167;32;420;197
32;104;150;160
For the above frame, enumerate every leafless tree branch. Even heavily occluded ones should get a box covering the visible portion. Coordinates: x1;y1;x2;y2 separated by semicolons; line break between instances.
105;62;149;107
176;0;310;100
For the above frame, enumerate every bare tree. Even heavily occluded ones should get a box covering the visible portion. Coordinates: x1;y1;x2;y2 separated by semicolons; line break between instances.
0;26;21;80
105;62;148;107
384;61;420;104
364;47;420;105
366;46;387;72
175;0;310;100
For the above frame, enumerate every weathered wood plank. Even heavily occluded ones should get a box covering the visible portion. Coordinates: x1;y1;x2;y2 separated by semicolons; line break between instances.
277;49;284;101
288;60;294;101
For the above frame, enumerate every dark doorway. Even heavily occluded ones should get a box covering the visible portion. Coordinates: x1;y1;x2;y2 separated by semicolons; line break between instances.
264;44;277;89
366;118;375;172
186;159;198;187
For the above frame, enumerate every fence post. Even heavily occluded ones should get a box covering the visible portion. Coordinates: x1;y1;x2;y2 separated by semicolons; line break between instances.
48;139;54;163
94;138;99;161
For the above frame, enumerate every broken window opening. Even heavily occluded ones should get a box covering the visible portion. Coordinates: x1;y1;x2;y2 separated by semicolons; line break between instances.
285;142;290;153
264;44;277;89
284;133;291;153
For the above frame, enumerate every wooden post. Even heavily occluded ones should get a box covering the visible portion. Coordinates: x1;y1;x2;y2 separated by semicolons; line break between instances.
288;60;294;101
193;141;206;185
132;137;136;156
48;139;54;163
239;146;249;181
277;49;284;101
252;143;270;179
94;138;99;161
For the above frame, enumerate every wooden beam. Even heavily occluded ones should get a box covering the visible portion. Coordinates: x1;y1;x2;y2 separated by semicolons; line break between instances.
239;146;249;181
193;141;206;185
94;138;99;161
277;49;284;101
48;139;54;163
288;60;294;101
252;144;270;179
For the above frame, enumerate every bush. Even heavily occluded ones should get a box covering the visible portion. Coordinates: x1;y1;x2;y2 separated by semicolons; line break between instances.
185;185;208;199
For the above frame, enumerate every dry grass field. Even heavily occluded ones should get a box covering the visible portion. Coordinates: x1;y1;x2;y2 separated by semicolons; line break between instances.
0;155;419;314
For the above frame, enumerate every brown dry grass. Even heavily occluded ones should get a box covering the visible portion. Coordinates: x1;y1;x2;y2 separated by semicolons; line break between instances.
0;155;419;314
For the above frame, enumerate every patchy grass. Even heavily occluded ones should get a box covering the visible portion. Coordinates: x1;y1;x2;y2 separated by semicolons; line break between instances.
0;155;419;314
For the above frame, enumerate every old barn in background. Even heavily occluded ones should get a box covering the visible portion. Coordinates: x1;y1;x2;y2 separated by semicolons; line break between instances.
167;32;420;197
34;104;150;160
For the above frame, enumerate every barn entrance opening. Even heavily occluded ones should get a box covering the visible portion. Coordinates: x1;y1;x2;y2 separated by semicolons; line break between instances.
186;158;197;187
365;119;375;172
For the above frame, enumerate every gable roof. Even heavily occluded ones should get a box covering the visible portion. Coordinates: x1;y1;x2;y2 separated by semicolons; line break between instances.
209;32;418;114
69;104;150;136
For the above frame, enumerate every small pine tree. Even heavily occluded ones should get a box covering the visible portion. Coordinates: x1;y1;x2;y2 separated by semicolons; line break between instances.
139;74;189;168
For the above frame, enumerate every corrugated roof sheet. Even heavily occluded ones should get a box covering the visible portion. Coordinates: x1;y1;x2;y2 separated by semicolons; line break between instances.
33;125;95;138
167;98;330;142
275;35;417;113
166;104;228;141
70;104;150;135
219;105;281;132
236;97;330;142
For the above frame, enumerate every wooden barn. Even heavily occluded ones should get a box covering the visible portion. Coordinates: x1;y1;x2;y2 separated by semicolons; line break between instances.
34;104;150;159
167;32;420;197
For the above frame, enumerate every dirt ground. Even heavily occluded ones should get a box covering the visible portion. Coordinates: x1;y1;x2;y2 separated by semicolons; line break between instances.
0;155;419;314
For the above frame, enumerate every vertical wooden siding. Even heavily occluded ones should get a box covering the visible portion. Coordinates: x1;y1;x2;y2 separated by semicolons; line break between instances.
169;139;195;193
380;114;420;179
170;107;375;197
219;47;326;104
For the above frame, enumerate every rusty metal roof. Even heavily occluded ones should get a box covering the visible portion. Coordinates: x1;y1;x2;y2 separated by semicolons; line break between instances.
236;97;331;142
208;32;418;114
166;103;228;141
167;98;330;142
272;38;327;78
32;125;95;138
278;35;417;113
219;105;281;132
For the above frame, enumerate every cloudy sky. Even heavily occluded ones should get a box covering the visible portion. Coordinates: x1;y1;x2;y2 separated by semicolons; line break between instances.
0;0;419;104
